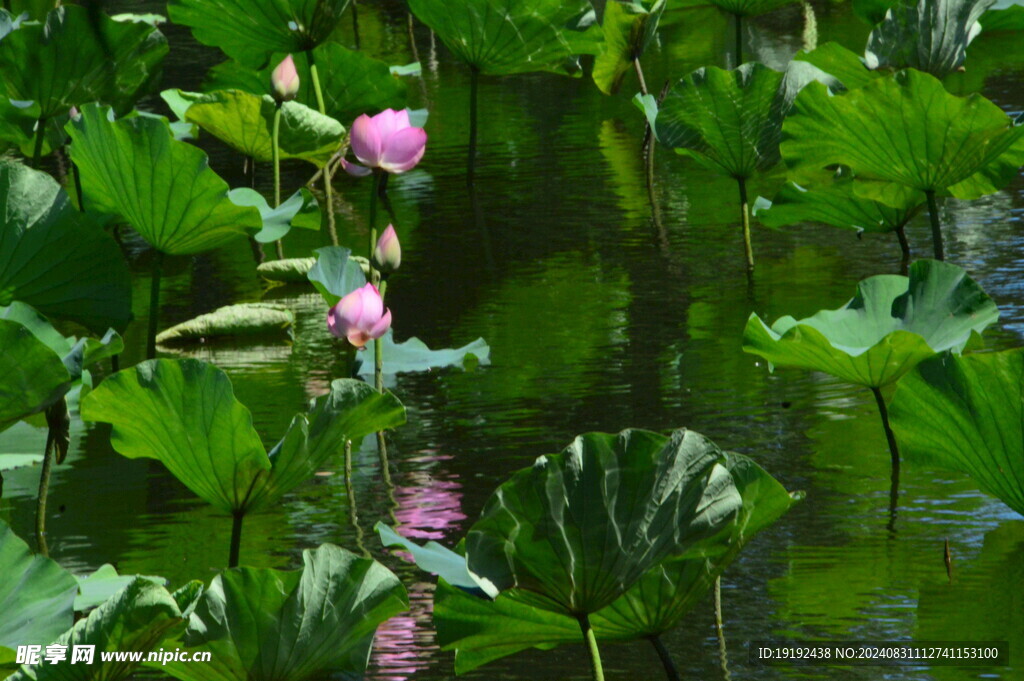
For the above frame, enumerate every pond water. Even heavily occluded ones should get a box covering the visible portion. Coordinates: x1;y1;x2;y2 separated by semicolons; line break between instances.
2;1;1024;680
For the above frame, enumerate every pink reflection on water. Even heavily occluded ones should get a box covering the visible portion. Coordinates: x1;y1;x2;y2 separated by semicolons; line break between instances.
371;581;436;680
393;468;468;540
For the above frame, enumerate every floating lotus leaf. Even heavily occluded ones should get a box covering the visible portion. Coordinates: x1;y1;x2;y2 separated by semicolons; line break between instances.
781;69;1024;203
67;105;259;255
890;350;1024;516
593;0;667;95
757;179;923;234
167;0;348;67
256;257;316;283
74;565;167;612
743;259;998;388
357;333;491;376
704;0;799;16
226;188;320;243
381;448;797;673
0;522;78;666
204;43;407;124
80;359;406;516
864;0;995;78
157;544;407;681
408;0;600;76
0;5;167;121
9;579;203;681
162;90;343;166
0;161;132;333
654;61;836;179
466;428;743;617
155;303;295;345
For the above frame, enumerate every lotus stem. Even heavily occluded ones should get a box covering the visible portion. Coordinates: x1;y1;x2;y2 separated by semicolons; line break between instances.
344;439;370;557
272;104;284;259
407;12;421;68
737;177;754;273
925;189;944;260
146;250;164;360
468;66;480;179
228;511;244;568
734;14;743;66
35;425;56;556
871;386;901;530
895;224;910;275
577;614;605;681
72;162;85;212
31;116;46;169
351;0;361;50
649;635;681;681
715;577;731;681
111;354;119;373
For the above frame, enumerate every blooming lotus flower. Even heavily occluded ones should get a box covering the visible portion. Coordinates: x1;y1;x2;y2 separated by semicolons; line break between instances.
271;55;300;102
342;109;427;176
373;224;401;272
327;283;392;348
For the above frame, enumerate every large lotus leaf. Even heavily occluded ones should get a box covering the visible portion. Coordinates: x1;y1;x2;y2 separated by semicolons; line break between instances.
307;246;367;306
256;257;316;283
757;179;923;233
593;0;667;95
67;105;259;255
227;188;321;243
781;69;1024;203
203;43;407;124
168;0;347;68
793;42;881;91
155;303;295;344
743;259;998;388
889;350;1024;516
864;0;995;78
81;360;405;516
74;565;167;613
705;0;799;16
10;579;203;681
0;161;131;333
79;359;270;515
654;62;836;179
242;380;406;513
0;522;78;662
376;523;499;599
465;428;743;617
160;544;408;681
0;5;167;121
391;452;797;672
162;90;343;166
408;0;601;76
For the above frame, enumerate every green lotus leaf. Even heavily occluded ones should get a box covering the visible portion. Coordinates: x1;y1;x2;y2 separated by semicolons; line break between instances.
158;544;408;681
390;450;797;673
0;98;68;158
793;42;881;91
408;0;601;76
4;0;55;21
0;161;132;334
890;350;1024;516
9;579;203;681
155;303;295;345
67;105;259;255
0;522;78;663
0;5;167;121
227;188;320;243
864;0;994;78
74;565;167;613
655;61;837;179
705;0;799;16
743;259;998;388
167;0;348;67
307;246;367;306
256;257;316;283
162;89;343;166
80;359;405;516
757;179;923;233
376;523;499;598
356;332;491;376
466;428;743;617
781;69;1024;203
204;42;406;124
593;0;667;95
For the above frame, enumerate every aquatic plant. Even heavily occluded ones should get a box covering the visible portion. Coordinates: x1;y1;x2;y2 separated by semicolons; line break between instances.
593;0;667;96
327;282;392;348
341;108;427;177
702;0;801;63
374;224;402;273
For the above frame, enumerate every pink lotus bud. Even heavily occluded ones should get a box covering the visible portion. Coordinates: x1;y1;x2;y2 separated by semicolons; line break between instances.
271;55;300;102
344;108;427;175
373;224;401;272
69;106;80;120
327;283;392;348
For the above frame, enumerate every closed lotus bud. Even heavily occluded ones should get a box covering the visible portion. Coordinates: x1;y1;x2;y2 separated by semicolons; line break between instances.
327;283;392;349
271;55;300;102
373;224;401;272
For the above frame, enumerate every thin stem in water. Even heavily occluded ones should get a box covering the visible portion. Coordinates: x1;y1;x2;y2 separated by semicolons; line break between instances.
577;614;605;681
344;439;369;557
738;177;754;273
649;635;681;681
715;577;731;681
146;251;164;360
468;67;480;179
925;189;944;260
895;224;910;274
871;385;900;532
228;511;244;568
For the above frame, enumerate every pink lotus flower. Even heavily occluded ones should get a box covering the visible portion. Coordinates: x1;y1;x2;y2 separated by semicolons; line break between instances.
271;55;300;102
373;224;401;272
342;109;427;176
327;283;392;348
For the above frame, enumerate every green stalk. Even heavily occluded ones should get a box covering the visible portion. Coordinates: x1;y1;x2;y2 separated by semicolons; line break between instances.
366;171;392;487
272;104;284;260
305;53;339;245
35;429;56;556
31;116;46;169
350;0;361;50
577;614;605;681
344;439;369;557
738;177;754;273
925;189;944;260
228;511;244;568
468;67;480;179
146;251;164;360
649;636;681;681
734;13;743;66
715;577;731;681
375;280;387;393
895;223;911;275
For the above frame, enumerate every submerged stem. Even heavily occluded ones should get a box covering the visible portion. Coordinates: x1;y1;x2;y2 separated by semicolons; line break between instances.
468;67;479;179
577;614;605;681
228;511;244;568
925;189;944;260
146;251;164;360
649;635;682;681
737;177;754;273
